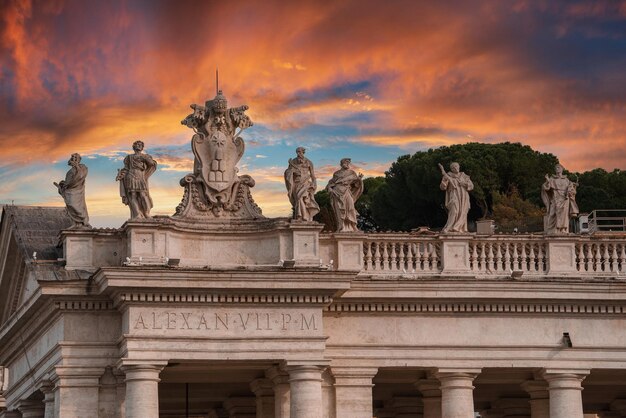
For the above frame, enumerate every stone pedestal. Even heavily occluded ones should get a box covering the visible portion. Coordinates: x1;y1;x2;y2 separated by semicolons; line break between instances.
521;380;549;418
333;232;365;271
266;367;290;418
546;239;577;275
331;367;377;418
542;370;588;418
251;378;275;418
285;364;325;418
122;364;165;418
416;378;442;418
435;369;480;418
440;236;471;274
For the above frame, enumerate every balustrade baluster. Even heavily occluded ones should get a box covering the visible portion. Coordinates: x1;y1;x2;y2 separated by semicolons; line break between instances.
389;242;398;271
575;244;584;271
478;242;486;273
421;242;429;271
529;244;537;272
494;243;502;272
382;243;390;270
406;242;414;272
397;242;406;272
364;242;373;271
503;244;511;272
594;244;601;272
611;244;618;273
512;243;520;270
620;244;626;273
373;242;382;271
415;242;423;271
486;243;494;273
470;242;478;271
432;244;440;271
585;244;593;272
602;244;610;272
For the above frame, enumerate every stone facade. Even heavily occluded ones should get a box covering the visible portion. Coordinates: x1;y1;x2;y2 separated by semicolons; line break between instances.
1;205;626;418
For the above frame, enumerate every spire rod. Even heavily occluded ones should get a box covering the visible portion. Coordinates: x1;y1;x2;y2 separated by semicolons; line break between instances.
216;67;219;94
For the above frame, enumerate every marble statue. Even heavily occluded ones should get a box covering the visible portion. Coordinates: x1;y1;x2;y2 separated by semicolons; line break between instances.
284;147;320;221
53;153;91;228
439;162;473;233
116;140;157;220
175;90;263;219
326;158;363;232
542;163;579;234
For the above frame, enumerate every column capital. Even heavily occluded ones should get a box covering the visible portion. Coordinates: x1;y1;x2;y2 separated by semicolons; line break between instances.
521;379;549;399
434;368;480;389
265;365;289;384
415;378;441;398
541;369;589;390
51;366;105;388
330;366;378;387
250;378;274;396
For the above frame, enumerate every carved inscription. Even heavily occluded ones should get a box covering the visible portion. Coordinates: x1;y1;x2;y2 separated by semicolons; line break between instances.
129;308;321;337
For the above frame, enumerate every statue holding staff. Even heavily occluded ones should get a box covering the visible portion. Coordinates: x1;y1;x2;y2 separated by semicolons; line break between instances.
53;153;91;228
439;162;473;233
541;163;579;234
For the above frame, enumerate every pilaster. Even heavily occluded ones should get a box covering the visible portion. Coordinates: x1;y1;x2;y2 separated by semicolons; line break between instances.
521;380;549;418
331;366;377;418
250;378;275;418
266;366;290;418
52;366;104;418
415;378;442;418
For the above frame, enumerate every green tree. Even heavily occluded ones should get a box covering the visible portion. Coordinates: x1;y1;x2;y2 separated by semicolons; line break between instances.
370;142;559;231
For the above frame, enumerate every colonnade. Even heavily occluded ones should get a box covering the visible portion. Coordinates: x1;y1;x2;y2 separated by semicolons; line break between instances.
0;365;615;418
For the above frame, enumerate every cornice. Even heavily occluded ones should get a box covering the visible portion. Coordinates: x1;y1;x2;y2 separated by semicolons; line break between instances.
326;300;626;315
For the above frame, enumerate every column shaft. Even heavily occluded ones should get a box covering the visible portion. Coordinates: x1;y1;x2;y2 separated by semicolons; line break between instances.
436;371;479;418
123;364;164;418
266;367;290;418
543;372;587;418
416;378;442;418
286;365;324;418
53;375;100;418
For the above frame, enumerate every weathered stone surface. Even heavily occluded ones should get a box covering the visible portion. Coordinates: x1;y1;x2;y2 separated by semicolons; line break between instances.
542;163;579;234
284;147;320;222
439;161;473;233
53;153;90;228
326;158;363;233
175;90;262;220
116;140;157;220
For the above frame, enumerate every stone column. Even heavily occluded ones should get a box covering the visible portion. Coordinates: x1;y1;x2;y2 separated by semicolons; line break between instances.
435;369;480;418
266;366;290;418
542;369;588;418
321;369;336;418
521;380;549;418
52;366;102;418
16;399;45;418
331;367;377;418
416;378;442;418
38;381;55;418
251;378;275;418
285;364;325;418
122;363;166;418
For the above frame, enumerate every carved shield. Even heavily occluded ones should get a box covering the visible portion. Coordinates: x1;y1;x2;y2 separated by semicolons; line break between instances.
193;129;239;192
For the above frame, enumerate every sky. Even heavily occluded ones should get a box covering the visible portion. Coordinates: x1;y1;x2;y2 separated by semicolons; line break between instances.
1;0;625;227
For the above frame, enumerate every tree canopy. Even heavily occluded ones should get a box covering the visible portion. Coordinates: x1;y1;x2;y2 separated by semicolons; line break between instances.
313;142;626;233
369;142;558;231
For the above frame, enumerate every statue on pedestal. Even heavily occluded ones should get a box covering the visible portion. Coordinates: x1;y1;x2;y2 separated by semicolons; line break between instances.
541;163;579;234
326;158;363;232
439;162;473;233
53;153;91;228
284;147;320;221
116;140;157;220
175;90;263;219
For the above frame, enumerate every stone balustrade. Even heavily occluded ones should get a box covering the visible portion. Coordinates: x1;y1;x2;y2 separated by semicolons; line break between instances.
322;232;626;277
59;220;626;280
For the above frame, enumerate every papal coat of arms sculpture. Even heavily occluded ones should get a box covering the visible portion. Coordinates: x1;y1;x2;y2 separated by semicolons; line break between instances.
175;90;264;219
